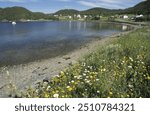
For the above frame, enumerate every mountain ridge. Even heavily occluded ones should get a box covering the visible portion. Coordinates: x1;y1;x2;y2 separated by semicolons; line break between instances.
0;0;149;21
55;0;150;15
0;6;57;21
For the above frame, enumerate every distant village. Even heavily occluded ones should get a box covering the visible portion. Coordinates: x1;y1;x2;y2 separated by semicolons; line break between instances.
53;13;147;22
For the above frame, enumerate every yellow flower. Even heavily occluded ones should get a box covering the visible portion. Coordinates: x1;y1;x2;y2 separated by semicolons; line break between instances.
145;76;150;80
60;71;65;76
67;86;73;91
53;94;59;98
44;93;49;98
109;92;113;95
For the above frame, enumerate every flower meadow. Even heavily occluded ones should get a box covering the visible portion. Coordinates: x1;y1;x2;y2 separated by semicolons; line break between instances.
23;27;150;98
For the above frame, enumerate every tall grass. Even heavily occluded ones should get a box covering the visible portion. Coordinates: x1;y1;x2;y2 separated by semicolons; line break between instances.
22;27;150;98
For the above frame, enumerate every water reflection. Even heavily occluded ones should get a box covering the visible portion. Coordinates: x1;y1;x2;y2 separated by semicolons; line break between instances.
122;25;128;31
0;21;131;66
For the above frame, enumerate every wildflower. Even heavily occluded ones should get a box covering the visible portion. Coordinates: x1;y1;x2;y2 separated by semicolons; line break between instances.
74;75;82;79
121;95;124;98
129;57;133;62
127;95;130;98
109;92;113;95
87;66;93;70
128;84;133;88
67;86;70;89
101;68;106;72
97;91;100;93
86;80;90;83
67;86;73;91
145;77;150;80
96;79;99;81
141;62;145;64
35;89;39;94
55;75;60;77
84;69;89;73
128;66;132;69
74;76;77;79
83;73;86;76
46;86;51;91
53;94;59;98
77;75;82;79
60;71;65;76
81;82;84;84
86;76;89;78
44;93;49;98
71;80;75;83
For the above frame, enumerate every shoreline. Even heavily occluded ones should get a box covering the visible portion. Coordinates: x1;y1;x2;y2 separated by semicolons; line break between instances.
0;23;138;98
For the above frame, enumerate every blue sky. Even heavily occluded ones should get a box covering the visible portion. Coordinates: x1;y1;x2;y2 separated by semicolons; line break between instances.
0;0;144;13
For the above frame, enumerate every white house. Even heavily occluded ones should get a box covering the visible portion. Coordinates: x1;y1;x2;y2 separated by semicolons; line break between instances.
77;14;81;19
68;16;72;19
84;15;87;18
123;15;129;19
136;14;144;18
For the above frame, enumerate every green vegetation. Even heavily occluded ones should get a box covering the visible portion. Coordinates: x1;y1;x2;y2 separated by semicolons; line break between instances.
124;0;150;14
55;9;79;16
20;27;150;98
54;0;150;16
0;6;58;21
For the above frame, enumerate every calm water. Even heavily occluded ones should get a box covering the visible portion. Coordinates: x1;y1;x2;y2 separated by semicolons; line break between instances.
0;21;131;66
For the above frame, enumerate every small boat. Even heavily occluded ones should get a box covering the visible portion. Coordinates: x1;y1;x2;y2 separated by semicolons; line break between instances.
12;21;16;25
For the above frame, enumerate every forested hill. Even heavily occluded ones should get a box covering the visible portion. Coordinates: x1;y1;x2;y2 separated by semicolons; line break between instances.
55;9;79;15
55;0;150;16
124;0;150;14
0;6;57;21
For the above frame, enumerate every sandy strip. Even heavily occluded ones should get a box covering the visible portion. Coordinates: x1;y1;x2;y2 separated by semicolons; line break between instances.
0;29;134;97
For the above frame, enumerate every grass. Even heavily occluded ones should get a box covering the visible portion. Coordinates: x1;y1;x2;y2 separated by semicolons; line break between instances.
20;27;150;98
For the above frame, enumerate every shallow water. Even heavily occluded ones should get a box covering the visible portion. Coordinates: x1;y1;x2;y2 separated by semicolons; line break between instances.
0;21;131;66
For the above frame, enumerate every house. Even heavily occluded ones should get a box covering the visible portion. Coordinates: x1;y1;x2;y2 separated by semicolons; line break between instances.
135;14;144;22
136;14;144;18
68;16;72;19
77;14;81;19
123;15;128;19
84;15;87;19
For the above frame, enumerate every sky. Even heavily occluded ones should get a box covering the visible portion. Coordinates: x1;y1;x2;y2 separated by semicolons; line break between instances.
0;0;144;13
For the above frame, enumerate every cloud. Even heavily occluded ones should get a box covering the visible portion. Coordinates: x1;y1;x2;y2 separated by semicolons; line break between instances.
77;1;99;7
57;0;71;2
0;0;37;3
77;0;142;9
0;0;143;10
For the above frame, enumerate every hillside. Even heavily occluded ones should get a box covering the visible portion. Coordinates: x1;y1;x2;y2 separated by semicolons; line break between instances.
0;6;57;21
80;7;113;15
124;0;150;14
55;0;150;16
55;9;79;15
0;6;32;20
